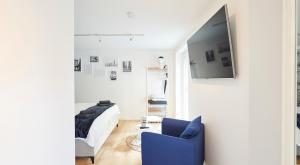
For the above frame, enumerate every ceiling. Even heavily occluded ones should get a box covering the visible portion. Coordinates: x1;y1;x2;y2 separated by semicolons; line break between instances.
75;0;213;50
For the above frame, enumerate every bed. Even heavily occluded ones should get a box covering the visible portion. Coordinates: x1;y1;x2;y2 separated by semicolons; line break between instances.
75;102;120;163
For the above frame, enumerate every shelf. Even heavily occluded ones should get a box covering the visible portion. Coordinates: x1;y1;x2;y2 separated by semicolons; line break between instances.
147;67;164;71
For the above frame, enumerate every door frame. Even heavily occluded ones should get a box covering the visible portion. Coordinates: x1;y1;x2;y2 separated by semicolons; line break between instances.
175;45;189;119
282;0;296;164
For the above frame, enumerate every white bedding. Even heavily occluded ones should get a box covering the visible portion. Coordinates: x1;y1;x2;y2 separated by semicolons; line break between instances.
75;103;120;155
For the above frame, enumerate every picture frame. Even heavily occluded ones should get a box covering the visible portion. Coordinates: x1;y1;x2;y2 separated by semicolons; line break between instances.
74;58;81;72
221;56;232;67
90;56;99;63
105;59;118;67
110;70;117;80
205;50;215;62
122;60;132;72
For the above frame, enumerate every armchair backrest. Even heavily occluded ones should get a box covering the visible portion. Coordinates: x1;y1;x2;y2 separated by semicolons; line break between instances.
188;123;205;165
161;118;190;137
148;118;205;165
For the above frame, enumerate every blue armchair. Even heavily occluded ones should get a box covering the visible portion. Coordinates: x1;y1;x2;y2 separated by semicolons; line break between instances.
141;118;205;165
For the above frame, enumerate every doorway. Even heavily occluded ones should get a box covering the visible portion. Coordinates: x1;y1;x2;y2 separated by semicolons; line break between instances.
175;47;189;120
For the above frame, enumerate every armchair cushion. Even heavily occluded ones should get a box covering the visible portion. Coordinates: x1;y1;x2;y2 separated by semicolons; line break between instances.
162;118;190;137
179;116;201;139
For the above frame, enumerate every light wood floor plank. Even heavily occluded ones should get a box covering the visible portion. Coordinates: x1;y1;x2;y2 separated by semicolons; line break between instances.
76;120;153;165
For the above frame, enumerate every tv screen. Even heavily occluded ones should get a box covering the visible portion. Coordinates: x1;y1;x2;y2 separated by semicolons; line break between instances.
187;5;235;79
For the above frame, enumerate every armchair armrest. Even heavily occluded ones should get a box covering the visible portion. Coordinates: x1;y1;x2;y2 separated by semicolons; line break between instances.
162;118;190;137
142;132;195;165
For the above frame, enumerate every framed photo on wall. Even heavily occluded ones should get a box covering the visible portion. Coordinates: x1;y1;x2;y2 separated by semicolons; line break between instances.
90;56;99;63
110;70;117;80
221;56;232;67
205;50;215;62
74;58;81;72
122;60;132;72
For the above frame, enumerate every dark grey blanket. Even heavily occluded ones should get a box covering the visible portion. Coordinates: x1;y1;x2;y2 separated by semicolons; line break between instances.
75;103;114;138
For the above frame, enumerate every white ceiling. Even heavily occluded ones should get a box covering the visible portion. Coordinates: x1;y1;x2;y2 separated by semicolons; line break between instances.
75;0;213;50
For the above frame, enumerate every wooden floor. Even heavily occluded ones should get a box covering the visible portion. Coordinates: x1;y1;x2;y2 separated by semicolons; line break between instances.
76;120;158;165
78;121;300;164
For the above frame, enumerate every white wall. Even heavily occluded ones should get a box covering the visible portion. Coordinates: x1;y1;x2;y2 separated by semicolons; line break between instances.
176;1;247;165
0;1;74;165
186;1;250;165
175;0;285;164
75;49;174;119
248;0;283;164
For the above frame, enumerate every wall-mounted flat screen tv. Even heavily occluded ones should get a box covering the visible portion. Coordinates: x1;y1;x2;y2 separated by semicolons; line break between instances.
187;5;235;79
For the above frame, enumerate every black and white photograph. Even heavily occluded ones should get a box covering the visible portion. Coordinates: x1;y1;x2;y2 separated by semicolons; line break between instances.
221;56;232;67
90;56;99;63
110;70;117;80
74;58;81;72
105;59;118;67
205;50;215;62
122;60;132;72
